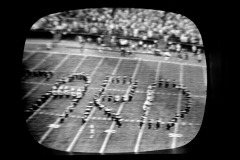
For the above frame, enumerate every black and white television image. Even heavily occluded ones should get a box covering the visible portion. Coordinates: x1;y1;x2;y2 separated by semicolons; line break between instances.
22;8;207;154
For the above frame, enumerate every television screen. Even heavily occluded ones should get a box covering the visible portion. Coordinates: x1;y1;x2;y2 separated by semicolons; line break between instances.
22;7;207;154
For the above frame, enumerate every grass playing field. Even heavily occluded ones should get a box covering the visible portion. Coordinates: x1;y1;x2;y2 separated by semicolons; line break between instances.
22;39;206;154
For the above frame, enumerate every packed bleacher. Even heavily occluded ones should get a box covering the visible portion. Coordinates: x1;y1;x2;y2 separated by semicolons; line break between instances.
32;8;202;45
31;8;204;62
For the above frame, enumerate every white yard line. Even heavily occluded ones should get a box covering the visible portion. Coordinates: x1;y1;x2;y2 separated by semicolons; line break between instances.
23;81;206;98
30;52;52;71
99;59;141;154
66;58;123;152
22;49;39;62
23;52;34;62
38;56;87;144
38;117;61;144
71;56;88;73
22;54;69;100
27;56;86;123
171;64;183;149
134;61;161;153
26;97;53;123
24;49;206;68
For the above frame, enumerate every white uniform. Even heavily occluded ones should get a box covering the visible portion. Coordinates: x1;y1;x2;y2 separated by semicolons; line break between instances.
120;39;128;46
104;108;111;115
58;85;64;95
143;104;148;111
147;95;154;102
85;108;91;113
63;85;68;90
86;78;91;84
123;95;129;102
89;125;95;138
57;89;64;96
64;108;70;114
147;89;154;95
97;37;102;45
65;89;70;97
71;88;77;97
52;85;57;91
99;104;105;110
64;77;70;83
176;44;181;52
59;85;64;90
143;44;147;49
90;125;95;133
114;95;121;102
96;98;101;105
52;89;58;96
78;36;83;43
131;42;136;50
63;86;69;95
147;85;153;90
192;45;197;53
76;88;82;97
164;51;171;57
144;100;152;106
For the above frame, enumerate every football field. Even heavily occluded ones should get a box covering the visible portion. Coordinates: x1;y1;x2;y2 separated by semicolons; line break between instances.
22;40;207;154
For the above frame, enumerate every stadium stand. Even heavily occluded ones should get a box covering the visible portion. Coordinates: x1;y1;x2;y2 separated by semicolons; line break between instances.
30;8;204;62
32;9;202;43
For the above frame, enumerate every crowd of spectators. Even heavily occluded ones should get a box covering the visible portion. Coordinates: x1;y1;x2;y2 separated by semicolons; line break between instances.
32;8;203;46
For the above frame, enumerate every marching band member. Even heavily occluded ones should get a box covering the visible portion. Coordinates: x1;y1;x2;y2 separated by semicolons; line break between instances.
70;87;77;99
